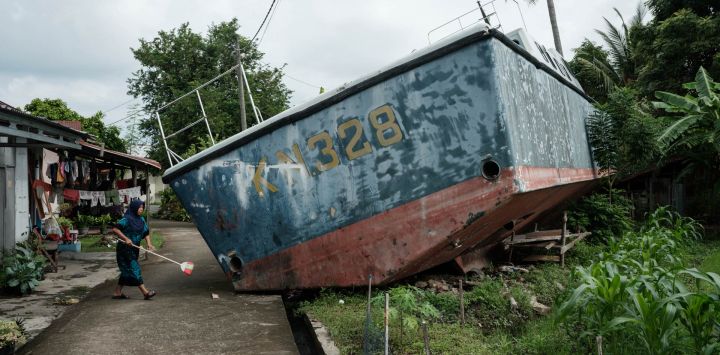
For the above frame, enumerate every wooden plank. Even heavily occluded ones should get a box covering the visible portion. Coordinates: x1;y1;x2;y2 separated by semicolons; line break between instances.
504;235;561;245
549;232;592;248
520;229;562;238
523;255;560;262
560;232;591;254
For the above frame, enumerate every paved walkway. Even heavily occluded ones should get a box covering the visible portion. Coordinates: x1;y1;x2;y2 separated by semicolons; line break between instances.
19;220;298;355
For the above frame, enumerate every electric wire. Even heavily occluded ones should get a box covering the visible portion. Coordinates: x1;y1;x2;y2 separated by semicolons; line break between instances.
284;72;321;88
103;97;139;114
252;0;278;42
256;0;281;47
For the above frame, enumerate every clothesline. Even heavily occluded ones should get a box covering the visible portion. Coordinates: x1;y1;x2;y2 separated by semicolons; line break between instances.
33;180;144;208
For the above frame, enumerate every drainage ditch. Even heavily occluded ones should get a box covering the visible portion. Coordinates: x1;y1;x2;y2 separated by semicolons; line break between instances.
283;290;325;355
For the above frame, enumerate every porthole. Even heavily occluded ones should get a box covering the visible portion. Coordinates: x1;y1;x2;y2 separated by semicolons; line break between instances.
481;159;501;180
229;256;243;273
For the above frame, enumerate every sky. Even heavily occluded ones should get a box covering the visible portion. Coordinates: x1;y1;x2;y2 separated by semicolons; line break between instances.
0;0;640;141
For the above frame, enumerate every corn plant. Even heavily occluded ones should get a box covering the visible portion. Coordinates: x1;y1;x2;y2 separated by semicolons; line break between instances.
614;291;687;355
677;292;719;354
557;207;719;353
556;261;634;339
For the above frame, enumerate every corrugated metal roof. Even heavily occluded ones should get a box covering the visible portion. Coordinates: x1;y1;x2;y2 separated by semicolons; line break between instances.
80;140;162;170
51;120;161;169
0;100;91;139
55;120;83;131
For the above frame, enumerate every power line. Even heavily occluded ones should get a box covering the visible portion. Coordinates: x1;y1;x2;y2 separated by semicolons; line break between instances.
107;107;148;127
103;97;139;114
284;73;321;88
252;0;278;42
257;0;281;46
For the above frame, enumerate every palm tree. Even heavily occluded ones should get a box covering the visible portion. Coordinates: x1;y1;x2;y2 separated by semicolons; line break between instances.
525;0;563;56
573;4;647;92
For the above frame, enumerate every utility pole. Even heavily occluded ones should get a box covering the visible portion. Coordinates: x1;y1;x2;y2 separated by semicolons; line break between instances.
235;44;248;132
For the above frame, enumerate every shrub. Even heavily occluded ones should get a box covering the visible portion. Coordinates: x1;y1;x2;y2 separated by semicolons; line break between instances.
425;291;460;322
0;319;27;350
155;188;191;222
0;243;46;295
567;190;634;243
74;214;94;229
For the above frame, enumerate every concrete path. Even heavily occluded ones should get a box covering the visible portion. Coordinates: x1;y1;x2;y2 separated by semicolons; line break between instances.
19;220;298;355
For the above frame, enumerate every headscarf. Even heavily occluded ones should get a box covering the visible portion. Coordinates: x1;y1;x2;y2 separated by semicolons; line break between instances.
123;199;145;234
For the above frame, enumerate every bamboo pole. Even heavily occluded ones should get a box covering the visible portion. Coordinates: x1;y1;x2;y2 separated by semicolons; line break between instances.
384;292;389;355
422;321;430;355
459;279;465;325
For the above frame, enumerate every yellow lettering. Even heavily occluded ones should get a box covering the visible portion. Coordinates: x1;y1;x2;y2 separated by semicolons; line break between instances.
253;157;278;197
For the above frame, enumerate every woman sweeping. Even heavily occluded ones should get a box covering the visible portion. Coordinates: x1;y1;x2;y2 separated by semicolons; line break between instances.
111;199;156;300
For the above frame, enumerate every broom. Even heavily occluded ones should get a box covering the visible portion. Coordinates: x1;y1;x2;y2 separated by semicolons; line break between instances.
115;237;194;276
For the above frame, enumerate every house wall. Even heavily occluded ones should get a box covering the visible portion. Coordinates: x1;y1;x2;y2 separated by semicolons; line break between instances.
0;137;30;249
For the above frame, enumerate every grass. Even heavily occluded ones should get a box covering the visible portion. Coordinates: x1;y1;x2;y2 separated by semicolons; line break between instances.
79;231;165;253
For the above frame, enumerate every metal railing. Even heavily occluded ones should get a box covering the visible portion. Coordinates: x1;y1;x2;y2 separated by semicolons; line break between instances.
155;58;264;167
426;0;502;44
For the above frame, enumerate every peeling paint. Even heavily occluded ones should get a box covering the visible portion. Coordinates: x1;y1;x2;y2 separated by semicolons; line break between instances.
166;28;597;290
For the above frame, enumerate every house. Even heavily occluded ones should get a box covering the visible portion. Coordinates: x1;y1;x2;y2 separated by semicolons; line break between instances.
0;100;161;251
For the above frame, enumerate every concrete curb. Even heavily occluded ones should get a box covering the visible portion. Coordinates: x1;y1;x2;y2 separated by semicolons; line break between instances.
304;313;340;355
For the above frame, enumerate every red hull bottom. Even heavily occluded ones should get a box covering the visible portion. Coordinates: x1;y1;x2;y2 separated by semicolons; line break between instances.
234;166;597;290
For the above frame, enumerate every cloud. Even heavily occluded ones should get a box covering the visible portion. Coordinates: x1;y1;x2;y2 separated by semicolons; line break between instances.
0;0;642;129
0;74;124;116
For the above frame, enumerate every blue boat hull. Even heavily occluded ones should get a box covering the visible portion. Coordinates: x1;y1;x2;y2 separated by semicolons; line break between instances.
163;26;596;290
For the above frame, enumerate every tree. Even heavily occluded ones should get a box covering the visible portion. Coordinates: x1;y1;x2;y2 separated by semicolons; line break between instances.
127;19;292;169
568;5;647;102
587;87;663;195
633;5;720;96
654;67;720;159
525;0;564;56
23;98;128;152
568;40;613;103
645;0;717;21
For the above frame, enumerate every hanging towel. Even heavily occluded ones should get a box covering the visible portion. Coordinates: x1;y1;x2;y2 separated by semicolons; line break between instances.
49;187;64;204
79;190;93;201
90;191;106;206
63;188;80;202
105;190;120;205
118;186;142;202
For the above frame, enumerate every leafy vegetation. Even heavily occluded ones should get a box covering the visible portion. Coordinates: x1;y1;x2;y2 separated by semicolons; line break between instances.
154;188;191;222
567;190;634;242
557;208;718;354
296;207;720;354
0;243;47;295
586;88;664;185
0;319;27;350
654;67;720;159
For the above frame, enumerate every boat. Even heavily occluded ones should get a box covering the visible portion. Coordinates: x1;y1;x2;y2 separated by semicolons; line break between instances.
161;23;598;290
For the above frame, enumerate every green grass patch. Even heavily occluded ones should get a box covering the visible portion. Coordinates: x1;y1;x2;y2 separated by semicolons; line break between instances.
79;231;165;252
141;231;166;250
79;235;113;252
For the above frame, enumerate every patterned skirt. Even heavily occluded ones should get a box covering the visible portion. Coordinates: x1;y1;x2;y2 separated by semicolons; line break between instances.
116;243;143;286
